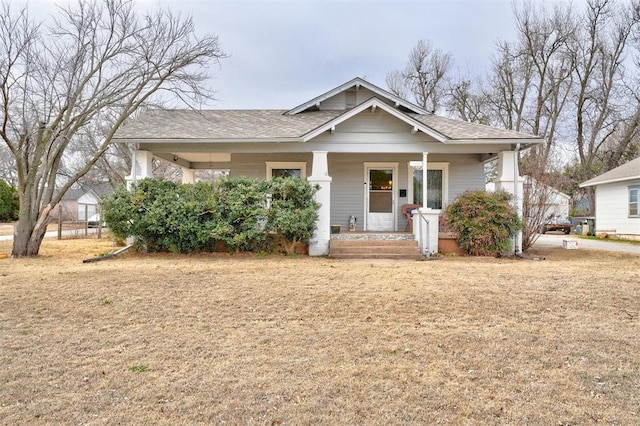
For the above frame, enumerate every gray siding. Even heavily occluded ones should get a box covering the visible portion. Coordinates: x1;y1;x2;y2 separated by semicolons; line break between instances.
229;153;314;178
319;92;346;110
447;155;485;203
319;88;393;110
595;180;640;236
328;154;485;231
227;152;485;232
336;111;411;133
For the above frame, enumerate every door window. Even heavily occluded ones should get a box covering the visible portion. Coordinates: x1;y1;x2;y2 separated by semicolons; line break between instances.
369;169;393;213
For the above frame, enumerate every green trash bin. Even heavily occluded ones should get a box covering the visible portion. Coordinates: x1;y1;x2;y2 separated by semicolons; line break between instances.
586;218;596;236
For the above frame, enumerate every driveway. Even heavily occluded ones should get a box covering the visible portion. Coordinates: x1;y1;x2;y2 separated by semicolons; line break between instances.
533;233;640;254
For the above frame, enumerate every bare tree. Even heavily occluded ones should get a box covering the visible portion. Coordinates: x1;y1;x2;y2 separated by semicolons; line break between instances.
0;0;225;257
486;40;534;133
570;0;640;213
485;2;575;156
514;1;575;169
61;126;132;189
386;39;453;113
0;144;16;187
446;75;493;125
521;175;567;250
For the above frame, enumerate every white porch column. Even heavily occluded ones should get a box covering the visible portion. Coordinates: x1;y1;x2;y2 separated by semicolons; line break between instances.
494;150;524;253
307;151;332;256
126;149;154;189
413;152;440;255
182;168;195;184
422;152;428;208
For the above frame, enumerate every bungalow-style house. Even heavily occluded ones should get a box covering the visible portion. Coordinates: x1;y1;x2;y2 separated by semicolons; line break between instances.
114;78;542;255
580;156;640;240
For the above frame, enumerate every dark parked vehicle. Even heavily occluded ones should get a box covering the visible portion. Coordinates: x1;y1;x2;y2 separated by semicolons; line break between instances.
541;216;572;234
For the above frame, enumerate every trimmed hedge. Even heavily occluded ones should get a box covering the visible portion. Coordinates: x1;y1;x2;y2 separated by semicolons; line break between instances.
101;177;319;254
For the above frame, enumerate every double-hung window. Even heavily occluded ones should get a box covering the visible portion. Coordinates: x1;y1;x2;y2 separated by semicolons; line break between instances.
630;187;639;217
408;162;449;209
266;162;306;179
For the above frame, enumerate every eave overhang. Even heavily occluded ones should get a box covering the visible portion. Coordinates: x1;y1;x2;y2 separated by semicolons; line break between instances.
442;138;543;146
115;137;304;144
580;176;640;188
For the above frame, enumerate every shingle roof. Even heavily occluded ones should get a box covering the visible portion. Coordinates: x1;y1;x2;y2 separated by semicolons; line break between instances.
116;109;343;140
60;184;113;201
580;156;640;187
115;76;542;144
409;114;539;140
114;107;539;142
61;188;86;201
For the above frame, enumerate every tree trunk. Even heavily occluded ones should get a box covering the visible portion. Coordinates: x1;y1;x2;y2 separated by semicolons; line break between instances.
585;185;596;216
11;194;49;257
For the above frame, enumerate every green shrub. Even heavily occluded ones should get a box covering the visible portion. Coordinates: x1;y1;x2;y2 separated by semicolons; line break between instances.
445;190;522;257
102;179;222;253
266;177;320;254
100;185;136;243
101;177;320;255
210;176;270;252
0;180;19;221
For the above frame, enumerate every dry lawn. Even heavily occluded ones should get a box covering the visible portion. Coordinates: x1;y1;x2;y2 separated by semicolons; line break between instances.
0;238;638;425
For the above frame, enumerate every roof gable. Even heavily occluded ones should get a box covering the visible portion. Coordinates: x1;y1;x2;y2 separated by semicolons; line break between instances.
302;97;447;142
285;77;429;115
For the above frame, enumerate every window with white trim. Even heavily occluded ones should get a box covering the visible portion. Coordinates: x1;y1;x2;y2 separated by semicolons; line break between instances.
630;187;639;217
266;162;307;179
407;162;449;209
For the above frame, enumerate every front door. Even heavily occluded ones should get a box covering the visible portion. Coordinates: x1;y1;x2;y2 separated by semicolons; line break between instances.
365;163;397;231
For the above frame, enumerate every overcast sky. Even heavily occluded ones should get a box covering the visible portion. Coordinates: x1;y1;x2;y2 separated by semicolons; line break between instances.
31;0;525;110
170;0;520;109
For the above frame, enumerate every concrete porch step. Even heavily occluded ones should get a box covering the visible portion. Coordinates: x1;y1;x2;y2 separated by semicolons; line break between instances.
328;238;423;260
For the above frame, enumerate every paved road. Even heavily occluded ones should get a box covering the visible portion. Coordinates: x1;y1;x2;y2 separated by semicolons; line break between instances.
533;233;640;254
0;228;101;242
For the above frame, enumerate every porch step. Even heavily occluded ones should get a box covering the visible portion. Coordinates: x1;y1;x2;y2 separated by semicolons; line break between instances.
329;238;423;260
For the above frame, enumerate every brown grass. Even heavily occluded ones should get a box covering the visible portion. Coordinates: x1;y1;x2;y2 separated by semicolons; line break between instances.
0;238;638;424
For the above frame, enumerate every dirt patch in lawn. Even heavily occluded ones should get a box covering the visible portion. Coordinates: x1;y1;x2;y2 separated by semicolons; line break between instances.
0;238;638;424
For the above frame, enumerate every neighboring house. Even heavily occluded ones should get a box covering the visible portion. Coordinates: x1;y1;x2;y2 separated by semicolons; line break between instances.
114;77;542;255
51;185;112;222
580;156;640;240
487;177;571;220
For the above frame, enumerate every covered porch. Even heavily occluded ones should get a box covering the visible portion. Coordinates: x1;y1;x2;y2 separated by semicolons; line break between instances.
125;147;524;256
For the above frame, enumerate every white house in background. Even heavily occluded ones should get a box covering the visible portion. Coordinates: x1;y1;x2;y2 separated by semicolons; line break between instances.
487;177;571;220
51;186;112;222
114;77;542;255
580;156;640;240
